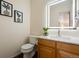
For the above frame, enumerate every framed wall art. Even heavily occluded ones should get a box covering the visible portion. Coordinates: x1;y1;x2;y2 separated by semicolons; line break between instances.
14;10;23;23
0;0;13;17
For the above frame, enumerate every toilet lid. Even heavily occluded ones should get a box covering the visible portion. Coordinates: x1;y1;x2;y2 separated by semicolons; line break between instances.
21;44;34;49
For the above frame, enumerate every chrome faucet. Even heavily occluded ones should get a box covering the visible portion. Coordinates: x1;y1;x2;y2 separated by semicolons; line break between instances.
58;29;61;37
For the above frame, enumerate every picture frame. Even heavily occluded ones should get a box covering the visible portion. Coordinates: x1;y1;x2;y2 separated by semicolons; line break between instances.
14;10;23;23
0;0;13;17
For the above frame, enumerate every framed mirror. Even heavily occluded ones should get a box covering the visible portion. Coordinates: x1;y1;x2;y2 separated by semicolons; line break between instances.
46;0;76;29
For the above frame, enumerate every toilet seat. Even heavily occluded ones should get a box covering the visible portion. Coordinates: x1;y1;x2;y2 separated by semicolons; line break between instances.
21;44;34;49
21;43;34;53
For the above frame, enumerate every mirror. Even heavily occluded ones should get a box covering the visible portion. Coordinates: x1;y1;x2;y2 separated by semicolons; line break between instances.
46;0;76;29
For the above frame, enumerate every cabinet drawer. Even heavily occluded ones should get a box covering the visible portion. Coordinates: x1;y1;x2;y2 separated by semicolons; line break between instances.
38;38;56;48
57;42;79;55
38;45;55;58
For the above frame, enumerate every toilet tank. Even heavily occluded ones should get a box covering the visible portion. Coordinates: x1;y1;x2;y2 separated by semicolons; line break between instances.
29;37;37;45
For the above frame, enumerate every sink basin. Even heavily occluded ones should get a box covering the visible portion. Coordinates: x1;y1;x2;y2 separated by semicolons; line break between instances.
59;36;71;40
48;35;71;39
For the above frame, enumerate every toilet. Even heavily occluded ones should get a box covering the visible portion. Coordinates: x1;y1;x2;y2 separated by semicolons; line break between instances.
21;37;37;58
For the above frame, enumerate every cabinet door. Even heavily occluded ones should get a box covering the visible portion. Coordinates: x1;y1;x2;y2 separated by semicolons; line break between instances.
57;42;79;55
38;39;56;48
38;45;55;58
57;50;79;58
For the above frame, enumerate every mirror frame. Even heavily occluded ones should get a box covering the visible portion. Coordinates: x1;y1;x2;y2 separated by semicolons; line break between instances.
45;0;76;29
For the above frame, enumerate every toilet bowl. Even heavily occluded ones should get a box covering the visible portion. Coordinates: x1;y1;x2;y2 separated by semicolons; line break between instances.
21;43;34;58
21;37;37;58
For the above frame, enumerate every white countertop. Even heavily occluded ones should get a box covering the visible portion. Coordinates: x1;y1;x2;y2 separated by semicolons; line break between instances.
29;35;79;45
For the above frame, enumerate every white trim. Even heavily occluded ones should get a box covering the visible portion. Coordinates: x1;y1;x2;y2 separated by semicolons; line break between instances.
48;0;66;6
73;0;76;27
48;27;76;29
45;4;48;27
45;0;76;29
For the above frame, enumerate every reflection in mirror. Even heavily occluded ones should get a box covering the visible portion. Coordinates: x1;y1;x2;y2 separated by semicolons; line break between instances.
75;0;79;27
58;12;70;27
46;0;76;29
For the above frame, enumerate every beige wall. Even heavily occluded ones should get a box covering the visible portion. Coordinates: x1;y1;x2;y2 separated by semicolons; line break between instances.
0;0;31;57
30;0;44;35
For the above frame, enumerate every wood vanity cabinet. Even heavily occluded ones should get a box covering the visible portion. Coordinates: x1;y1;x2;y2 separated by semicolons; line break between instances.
37;38;56;58
37;38;79;58
57;42;79;58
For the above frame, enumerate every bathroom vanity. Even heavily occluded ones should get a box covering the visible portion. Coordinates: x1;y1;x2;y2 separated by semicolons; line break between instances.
30;35;79;58
37;38;79;58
